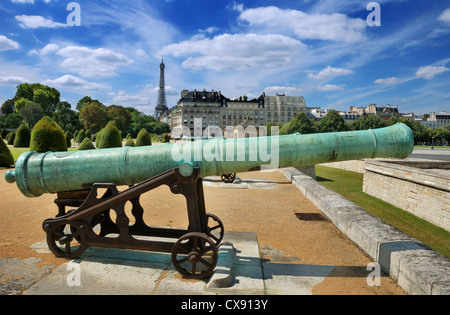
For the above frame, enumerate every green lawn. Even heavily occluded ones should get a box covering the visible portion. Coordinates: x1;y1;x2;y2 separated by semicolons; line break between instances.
316;165;450;259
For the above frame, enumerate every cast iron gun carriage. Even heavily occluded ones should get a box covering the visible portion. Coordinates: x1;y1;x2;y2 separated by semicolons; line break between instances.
5;124;414;279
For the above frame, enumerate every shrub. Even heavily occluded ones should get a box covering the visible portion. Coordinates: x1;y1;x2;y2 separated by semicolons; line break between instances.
0;136;14;167
74;130;79;141
136;128;152;147
1;129;8;139
65;131;73;148
30;116;68;153
95;128;104;148
161;133;170;143
7;132;15;145
75;129;86;143
14;124;31;148
78;137;96;151
124;138;135;147
98;121;122;149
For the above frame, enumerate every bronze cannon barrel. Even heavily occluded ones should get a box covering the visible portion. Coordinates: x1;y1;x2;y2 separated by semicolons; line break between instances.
5;123;414;198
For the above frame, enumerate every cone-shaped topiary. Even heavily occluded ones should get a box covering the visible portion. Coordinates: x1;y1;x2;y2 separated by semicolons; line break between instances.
1;129;8;139
65;131;73;148
135;128;152;147
0;136;14;167
75;129;86;143
161;133;170;143
78;137;96;151
124;138;135;147
14;124;31;148
30;116;68;153
95;128;104;148
7;132;15;145
98;121;122;149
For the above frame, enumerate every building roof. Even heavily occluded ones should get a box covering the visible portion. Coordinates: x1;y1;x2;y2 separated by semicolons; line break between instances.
179;90;229;103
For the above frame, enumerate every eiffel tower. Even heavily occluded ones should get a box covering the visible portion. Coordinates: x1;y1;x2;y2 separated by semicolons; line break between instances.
154;58;168;119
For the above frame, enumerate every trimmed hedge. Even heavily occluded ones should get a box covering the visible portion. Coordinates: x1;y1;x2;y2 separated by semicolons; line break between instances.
0;136;14;167
79;137;96;151
98;121;122;149
136;128;152;147
75;129;86;143
30;116;68;153
7;132;15;145
65;131;73;148
14;124;31;148
124;138;135;147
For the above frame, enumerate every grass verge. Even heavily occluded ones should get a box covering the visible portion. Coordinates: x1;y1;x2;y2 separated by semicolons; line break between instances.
316;165;450;259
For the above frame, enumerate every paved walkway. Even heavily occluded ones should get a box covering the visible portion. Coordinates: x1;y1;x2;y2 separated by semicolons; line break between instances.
0;169;405;295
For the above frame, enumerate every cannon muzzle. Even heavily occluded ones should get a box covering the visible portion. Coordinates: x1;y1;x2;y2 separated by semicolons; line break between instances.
5;123;414;198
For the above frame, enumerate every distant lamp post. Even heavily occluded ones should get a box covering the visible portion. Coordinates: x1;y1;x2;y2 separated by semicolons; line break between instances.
432;137;435;150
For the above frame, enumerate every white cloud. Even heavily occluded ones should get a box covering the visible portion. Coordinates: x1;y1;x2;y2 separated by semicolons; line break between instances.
374;77;400;85
0;76;29;85
318;84;345;91
111;91;150;105
11;0;35;3
42;75;111;91
56;46;134;78
160;33;306;71
238;6;366;42
0;35;20;51
307;66;353;80
416;66;450;79
438;8;450;23
28;43;60;56
263;86;302;95
15;15;68;29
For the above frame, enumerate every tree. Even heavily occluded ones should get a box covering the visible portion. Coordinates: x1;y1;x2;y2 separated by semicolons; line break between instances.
107;105;131;133
53;101;81;133
79;101;108;133
98;121;122;149
318;110;349;133
14;83;60;116
280;112;317;135
19;102;44;128
349;114;387;131
30;116;68;153
0;136;14;167
13;124;31;148
76;96;95;112
1;99;15;115
135;128;152;147
33;87;60;115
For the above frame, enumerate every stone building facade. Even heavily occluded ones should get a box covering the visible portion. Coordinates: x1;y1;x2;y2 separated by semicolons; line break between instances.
170;89;309;135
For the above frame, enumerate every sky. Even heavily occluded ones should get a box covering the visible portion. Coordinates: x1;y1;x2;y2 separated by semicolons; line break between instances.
0;0;449;116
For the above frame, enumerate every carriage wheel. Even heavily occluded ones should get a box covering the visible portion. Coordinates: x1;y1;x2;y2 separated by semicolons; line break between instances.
44;221;88;259
171;232;218;280
221;173;236;184
206;214;224;246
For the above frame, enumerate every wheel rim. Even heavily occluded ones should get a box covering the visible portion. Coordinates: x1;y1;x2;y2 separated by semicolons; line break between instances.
206;214;224;246
45;221;87;259
172;232;218;279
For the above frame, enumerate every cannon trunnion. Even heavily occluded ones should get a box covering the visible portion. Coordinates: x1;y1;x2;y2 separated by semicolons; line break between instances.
45;167;224;280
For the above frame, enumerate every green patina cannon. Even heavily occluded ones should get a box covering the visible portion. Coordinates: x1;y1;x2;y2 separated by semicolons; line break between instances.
4;123;414;279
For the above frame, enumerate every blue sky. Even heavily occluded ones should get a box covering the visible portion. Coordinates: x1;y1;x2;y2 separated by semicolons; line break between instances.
0;0;449;116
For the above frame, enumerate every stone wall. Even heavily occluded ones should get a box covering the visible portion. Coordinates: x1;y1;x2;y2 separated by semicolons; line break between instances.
363;160;450;232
